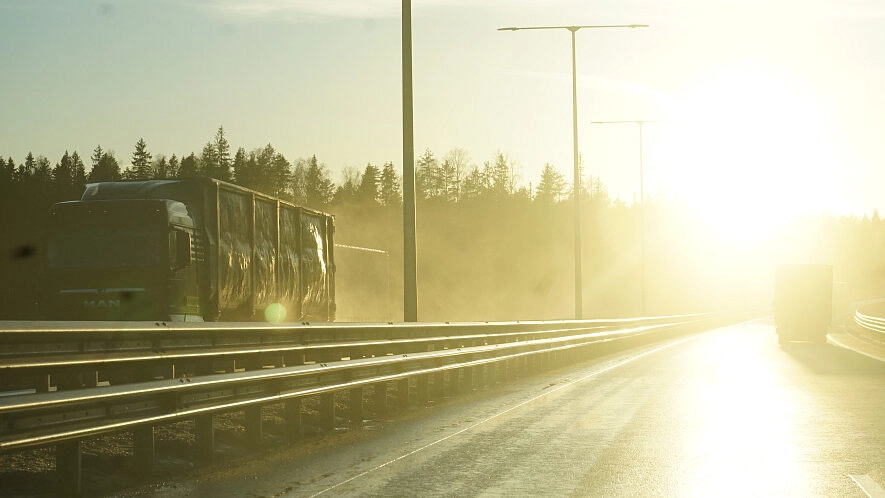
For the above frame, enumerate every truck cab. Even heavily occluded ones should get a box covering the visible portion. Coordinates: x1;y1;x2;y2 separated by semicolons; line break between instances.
43;199;201;321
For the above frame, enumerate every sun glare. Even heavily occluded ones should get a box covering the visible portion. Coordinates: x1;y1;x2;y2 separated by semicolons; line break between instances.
666;65;837;244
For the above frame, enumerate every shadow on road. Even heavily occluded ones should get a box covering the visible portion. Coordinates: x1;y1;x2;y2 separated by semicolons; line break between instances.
781;342;885;376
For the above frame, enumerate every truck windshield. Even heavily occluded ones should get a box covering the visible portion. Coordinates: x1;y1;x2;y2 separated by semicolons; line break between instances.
48;227;163;269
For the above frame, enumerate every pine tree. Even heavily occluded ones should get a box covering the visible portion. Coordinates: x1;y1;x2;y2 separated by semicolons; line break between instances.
178;153;199;178
332;167;361;206
357;163;380;205
535;163;566;204
379;162;401;207
232;147;250;187
153;155;170;178
52;151;74;194
213;126;232;181
488;152;514;198
168;154;180;178
200;142;217;179
461;166;486;201
0;157;13;185
304;155;334;209
416;148;441;200
71;151;86;187
87;148;121;182
34;156;52;185
90;145;103;172
130;138;153;179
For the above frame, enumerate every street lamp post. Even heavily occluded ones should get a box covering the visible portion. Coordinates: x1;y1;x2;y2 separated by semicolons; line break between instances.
403;0;418;322
590;119;670;315
499;24;648;320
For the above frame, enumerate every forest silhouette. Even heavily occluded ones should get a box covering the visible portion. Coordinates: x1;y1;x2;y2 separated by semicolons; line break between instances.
2;127;884;322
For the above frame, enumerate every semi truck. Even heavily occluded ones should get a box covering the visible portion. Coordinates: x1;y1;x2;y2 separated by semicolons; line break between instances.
773;263;832;345
42;177;335;322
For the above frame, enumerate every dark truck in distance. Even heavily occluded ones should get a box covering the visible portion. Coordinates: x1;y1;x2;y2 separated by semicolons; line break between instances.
773;264;833;345
42;177;335;322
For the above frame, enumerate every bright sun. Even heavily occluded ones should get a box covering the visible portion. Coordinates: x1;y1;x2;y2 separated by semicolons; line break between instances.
664;64;837;244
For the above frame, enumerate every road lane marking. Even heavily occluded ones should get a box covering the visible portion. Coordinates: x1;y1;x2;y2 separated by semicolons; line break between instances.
308;333;706;497
851;475;885;498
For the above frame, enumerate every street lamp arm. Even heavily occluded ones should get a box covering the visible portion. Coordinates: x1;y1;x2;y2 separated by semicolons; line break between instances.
498;24;648;31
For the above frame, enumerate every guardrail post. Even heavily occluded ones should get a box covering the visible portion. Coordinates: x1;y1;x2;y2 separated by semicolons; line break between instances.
133;425;155;475
284;352;305;368
195;415;215;463
474;364;486;389
349;387;363;426
374;382;388;418
417;374;430;405
245;406;263;447
319;392;336;432
284;398;302;438
37;373;51;393
56;440;81;497
461;367;473;394
431;371;444;400
397;378;410;409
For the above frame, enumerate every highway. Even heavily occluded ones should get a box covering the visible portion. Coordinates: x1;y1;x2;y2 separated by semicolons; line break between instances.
136;318;885;497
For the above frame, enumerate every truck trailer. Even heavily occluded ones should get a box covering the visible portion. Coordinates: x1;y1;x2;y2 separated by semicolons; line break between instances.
773;263;832;345
42;177;335;322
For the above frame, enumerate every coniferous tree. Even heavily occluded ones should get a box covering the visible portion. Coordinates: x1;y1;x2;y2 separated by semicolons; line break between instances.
212;126;232;181
416;148;441;200
488;152;514;199
23;152;36;177
332;167;361;206
253;144;290;198
178;153;199;178
89;146;104;178
535;163;566;204
34;156;52;185
0;156;12;185
200;142;217;179
357;163;380;205
129;138;153;179
71;151;86;187
52;151;74;194
167;154;180;178
232;147;251;187
153;155;170;178
300;155;334;209
88;150;121;183
379;162;401;207
461;166;486;201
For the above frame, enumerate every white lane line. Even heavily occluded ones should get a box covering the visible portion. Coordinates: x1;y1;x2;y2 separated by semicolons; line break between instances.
307;334;704;497
851;475;885;498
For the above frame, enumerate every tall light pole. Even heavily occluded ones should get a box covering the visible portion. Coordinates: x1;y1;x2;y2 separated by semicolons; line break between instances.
590;119;670;315
403;0;418;322
499;24;648;320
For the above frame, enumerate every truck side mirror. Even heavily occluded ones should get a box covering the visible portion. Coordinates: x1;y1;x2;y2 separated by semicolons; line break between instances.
173;231;192;269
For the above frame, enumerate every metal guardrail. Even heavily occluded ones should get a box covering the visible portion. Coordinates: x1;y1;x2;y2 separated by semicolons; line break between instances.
855;310;885;335
0;314;725;495
0;315;699;393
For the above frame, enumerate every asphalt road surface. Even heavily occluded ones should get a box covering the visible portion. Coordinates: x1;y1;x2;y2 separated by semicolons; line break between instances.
148;319;885;497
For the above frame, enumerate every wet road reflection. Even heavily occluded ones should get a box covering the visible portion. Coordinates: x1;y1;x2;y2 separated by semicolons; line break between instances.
145;320;885;497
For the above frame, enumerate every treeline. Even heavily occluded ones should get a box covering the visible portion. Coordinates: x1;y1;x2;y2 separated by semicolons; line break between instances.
0;127;587;213
2;127;885;322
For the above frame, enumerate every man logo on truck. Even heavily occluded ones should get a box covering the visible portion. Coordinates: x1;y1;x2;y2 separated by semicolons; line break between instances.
83;299;122;309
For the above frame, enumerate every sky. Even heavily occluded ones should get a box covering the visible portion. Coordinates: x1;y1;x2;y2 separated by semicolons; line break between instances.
2;0;885;227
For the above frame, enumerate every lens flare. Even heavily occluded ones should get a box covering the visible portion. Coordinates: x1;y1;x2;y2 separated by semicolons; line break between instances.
264;303;287;322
